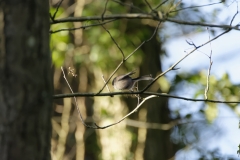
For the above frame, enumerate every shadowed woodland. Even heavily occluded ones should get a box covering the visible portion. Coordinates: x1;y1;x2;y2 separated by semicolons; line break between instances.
0;0;240;160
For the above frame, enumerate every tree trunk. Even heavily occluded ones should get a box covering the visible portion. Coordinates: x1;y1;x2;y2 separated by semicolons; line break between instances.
0;1;52;160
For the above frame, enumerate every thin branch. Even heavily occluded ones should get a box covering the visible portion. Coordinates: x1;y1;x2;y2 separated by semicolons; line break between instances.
94;95;158;129
61;67;98;129
205;28;213;100
99;21;125;59
101;75;111;93
205;59;212;100
51;0;64;21
229;5;239;26
135;83;141;105
50;19;117;34
51;13;240;31
96;21;161;94
153;0;169;10
164;17;239;30
186;39;198;48
144;0;154;12
125;21;161;60
53;92;240;104
204;7;238;99
51;13;154;24
101;0;109;21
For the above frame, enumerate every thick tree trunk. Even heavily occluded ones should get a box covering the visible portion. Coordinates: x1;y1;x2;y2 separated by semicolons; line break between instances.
0;1;52;160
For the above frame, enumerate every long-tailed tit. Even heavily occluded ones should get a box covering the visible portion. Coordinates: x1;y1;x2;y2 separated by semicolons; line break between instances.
112;71;154;91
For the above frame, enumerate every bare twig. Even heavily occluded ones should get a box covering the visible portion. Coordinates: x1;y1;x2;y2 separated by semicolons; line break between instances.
125;21;160;60
205;59;212;100
53;92;240;104
101;75;111;93
133;82;141;105
186;40;198;48
61;67;98;129
51;0;64;21
99;21;125;59
94;95;157;129
144;0;154;12
154;0;169;10
229;5;239;26
204;6;238;99
101;0;109;21
204;28;213;100
50;19;117;34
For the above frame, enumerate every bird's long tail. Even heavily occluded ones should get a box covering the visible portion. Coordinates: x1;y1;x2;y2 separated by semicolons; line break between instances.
132;75;154;82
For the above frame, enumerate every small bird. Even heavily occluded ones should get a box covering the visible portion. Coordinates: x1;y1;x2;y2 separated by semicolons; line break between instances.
112;71;154;91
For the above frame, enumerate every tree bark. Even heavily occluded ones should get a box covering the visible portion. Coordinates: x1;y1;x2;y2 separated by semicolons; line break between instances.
0;1;52;160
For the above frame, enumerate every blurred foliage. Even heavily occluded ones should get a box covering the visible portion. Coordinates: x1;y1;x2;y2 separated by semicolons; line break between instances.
171;71;240;122
50;7;72;67
157;76;171;93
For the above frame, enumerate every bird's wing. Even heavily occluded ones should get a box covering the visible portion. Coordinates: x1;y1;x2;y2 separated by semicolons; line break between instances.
118;71;136;81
